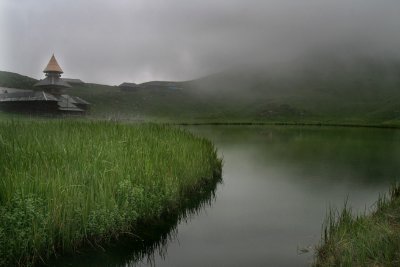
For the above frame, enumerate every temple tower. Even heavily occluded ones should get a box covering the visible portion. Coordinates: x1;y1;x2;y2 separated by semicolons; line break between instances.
34;54;71;95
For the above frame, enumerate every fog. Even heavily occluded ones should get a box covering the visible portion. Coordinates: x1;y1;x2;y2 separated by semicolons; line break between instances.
1;0;400;84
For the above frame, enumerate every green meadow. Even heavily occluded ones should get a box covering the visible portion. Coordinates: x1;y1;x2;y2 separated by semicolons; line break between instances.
2;54;400;127
0;120;222;266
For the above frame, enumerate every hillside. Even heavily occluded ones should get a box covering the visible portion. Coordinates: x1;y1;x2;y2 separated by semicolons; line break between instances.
0;71;37;89
1;55;400;125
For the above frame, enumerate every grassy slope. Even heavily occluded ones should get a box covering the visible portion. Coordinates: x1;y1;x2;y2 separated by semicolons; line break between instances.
315;184;400;266
0;120;222;266
60;57;400;126
0;71;37;89
1;55;400;125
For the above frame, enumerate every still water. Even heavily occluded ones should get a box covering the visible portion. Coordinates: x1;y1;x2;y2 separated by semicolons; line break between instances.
49;126;400;267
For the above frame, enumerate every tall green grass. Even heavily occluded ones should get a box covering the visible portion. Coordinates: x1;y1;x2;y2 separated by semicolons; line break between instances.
0;120;222;266
315;184;400;266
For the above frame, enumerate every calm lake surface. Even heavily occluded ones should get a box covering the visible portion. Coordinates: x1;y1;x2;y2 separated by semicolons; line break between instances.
49;126;400;267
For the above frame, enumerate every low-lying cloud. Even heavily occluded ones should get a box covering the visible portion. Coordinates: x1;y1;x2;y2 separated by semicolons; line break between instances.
1;0;400;84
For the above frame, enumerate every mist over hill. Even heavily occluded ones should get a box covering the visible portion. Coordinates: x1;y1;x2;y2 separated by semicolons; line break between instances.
1;53;400;125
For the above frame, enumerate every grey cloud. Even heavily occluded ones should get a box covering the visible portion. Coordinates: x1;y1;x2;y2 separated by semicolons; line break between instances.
1;0;400;84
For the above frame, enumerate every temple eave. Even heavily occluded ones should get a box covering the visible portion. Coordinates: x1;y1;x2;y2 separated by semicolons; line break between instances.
34;79;72;88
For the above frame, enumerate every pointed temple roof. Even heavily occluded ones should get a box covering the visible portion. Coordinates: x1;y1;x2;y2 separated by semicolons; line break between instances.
43;54;63;73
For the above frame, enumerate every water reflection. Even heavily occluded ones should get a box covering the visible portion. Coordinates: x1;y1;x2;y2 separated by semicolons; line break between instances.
42;176;222;267
45;125;400;267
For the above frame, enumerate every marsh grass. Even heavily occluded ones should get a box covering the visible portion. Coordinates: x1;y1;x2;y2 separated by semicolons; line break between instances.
42;169;222;267
0;120;222;266
315;183;400;267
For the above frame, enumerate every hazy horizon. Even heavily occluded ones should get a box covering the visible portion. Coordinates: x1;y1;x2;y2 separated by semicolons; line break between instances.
1;0;400;85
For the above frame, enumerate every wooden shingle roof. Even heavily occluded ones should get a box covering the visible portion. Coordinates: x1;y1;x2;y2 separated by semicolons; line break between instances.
0;91;58;102
44;54;63;73
34;77;72;88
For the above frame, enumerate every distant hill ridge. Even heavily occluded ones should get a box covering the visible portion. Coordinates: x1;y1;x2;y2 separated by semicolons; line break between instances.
1;55;400;126
119;81;186;91
0;71;38;89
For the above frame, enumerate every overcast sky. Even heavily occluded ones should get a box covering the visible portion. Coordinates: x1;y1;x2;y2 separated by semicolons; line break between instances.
1;0;400;84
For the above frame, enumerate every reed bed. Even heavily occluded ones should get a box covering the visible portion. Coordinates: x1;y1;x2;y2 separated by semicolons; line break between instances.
315;183;400;266
0;120;222;266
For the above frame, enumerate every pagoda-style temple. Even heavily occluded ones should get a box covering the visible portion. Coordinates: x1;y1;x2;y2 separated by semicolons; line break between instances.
34;54;72;94
0;54;90;114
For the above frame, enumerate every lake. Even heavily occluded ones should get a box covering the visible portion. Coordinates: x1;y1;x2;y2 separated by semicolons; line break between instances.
47;125;400;267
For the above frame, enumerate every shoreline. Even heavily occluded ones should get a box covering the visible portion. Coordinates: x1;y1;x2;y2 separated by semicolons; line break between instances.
0;120;222;267
314;184;400;266
41;170;222;267
1;111;400;130
175;121;400;130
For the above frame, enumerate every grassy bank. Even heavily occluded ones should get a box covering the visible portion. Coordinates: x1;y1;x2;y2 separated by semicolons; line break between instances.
315;184;400;266
0;120;222;267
